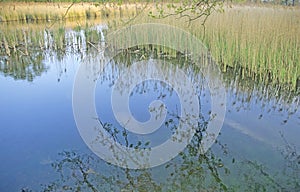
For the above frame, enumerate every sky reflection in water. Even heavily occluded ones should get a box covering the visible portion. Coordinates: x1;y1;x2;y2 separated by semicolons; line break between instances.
0;24;299;191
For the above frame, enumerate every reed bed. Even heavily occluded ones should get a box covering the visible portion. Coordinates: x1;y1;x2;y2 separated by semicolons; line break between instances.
0;2;145;23
106;3;300;91
193;5;300;90
0;3;299;91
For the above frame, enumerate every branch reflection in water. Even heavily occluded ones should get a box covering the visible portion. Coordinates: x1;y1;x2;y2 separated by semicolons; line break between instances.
0;24;298;191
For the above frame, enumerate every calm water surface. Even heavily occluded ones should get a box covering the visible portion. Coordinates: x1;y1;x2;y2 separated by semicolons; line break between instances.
0;22;299;191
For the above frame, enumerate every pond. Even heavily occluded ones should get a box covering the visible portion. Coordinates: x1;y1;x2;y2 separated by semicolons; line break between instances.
0;18;299;191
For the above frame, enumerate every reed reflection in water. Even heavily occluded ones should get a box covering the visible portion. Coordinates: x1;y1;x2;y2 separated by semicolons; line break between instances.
0;24;299;191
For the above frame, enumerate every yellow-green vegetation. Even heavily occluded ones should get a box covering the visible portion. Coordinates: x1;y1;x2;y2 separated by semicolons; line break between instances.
127;4;300;91
197;5;300;90
0;2;299;91
0;2;145;22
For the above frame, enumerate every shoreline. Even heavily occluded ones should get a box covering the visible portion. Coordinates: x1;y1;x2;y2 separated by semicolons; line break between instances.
0;2;149;23
0;2;299;90
0;2;299;23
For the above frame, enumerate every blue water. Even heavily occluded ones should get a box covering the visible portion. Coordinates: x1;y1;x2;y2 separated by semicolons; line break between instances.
0;53;86;190
0;26;299;191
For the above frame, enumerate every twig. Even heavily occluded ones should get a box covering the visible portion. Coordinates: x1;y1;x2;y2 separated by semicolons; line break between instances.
46;2;76;30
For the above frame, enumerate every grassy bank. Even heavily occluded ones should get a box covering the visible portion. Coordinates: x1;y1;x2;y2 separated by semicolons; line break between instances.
0;2;146;22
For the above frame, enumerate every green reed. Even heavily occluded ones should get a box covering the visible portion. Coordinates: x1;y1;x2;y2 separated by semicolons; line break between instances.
1;3;299;91
191;5;300;91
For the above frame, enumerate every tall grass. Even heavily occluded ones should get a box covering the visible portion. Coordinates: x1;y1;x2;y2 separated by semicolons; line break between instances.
107;3;300;91
0;2;146;23
193;5;300;91
0;3;299;91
